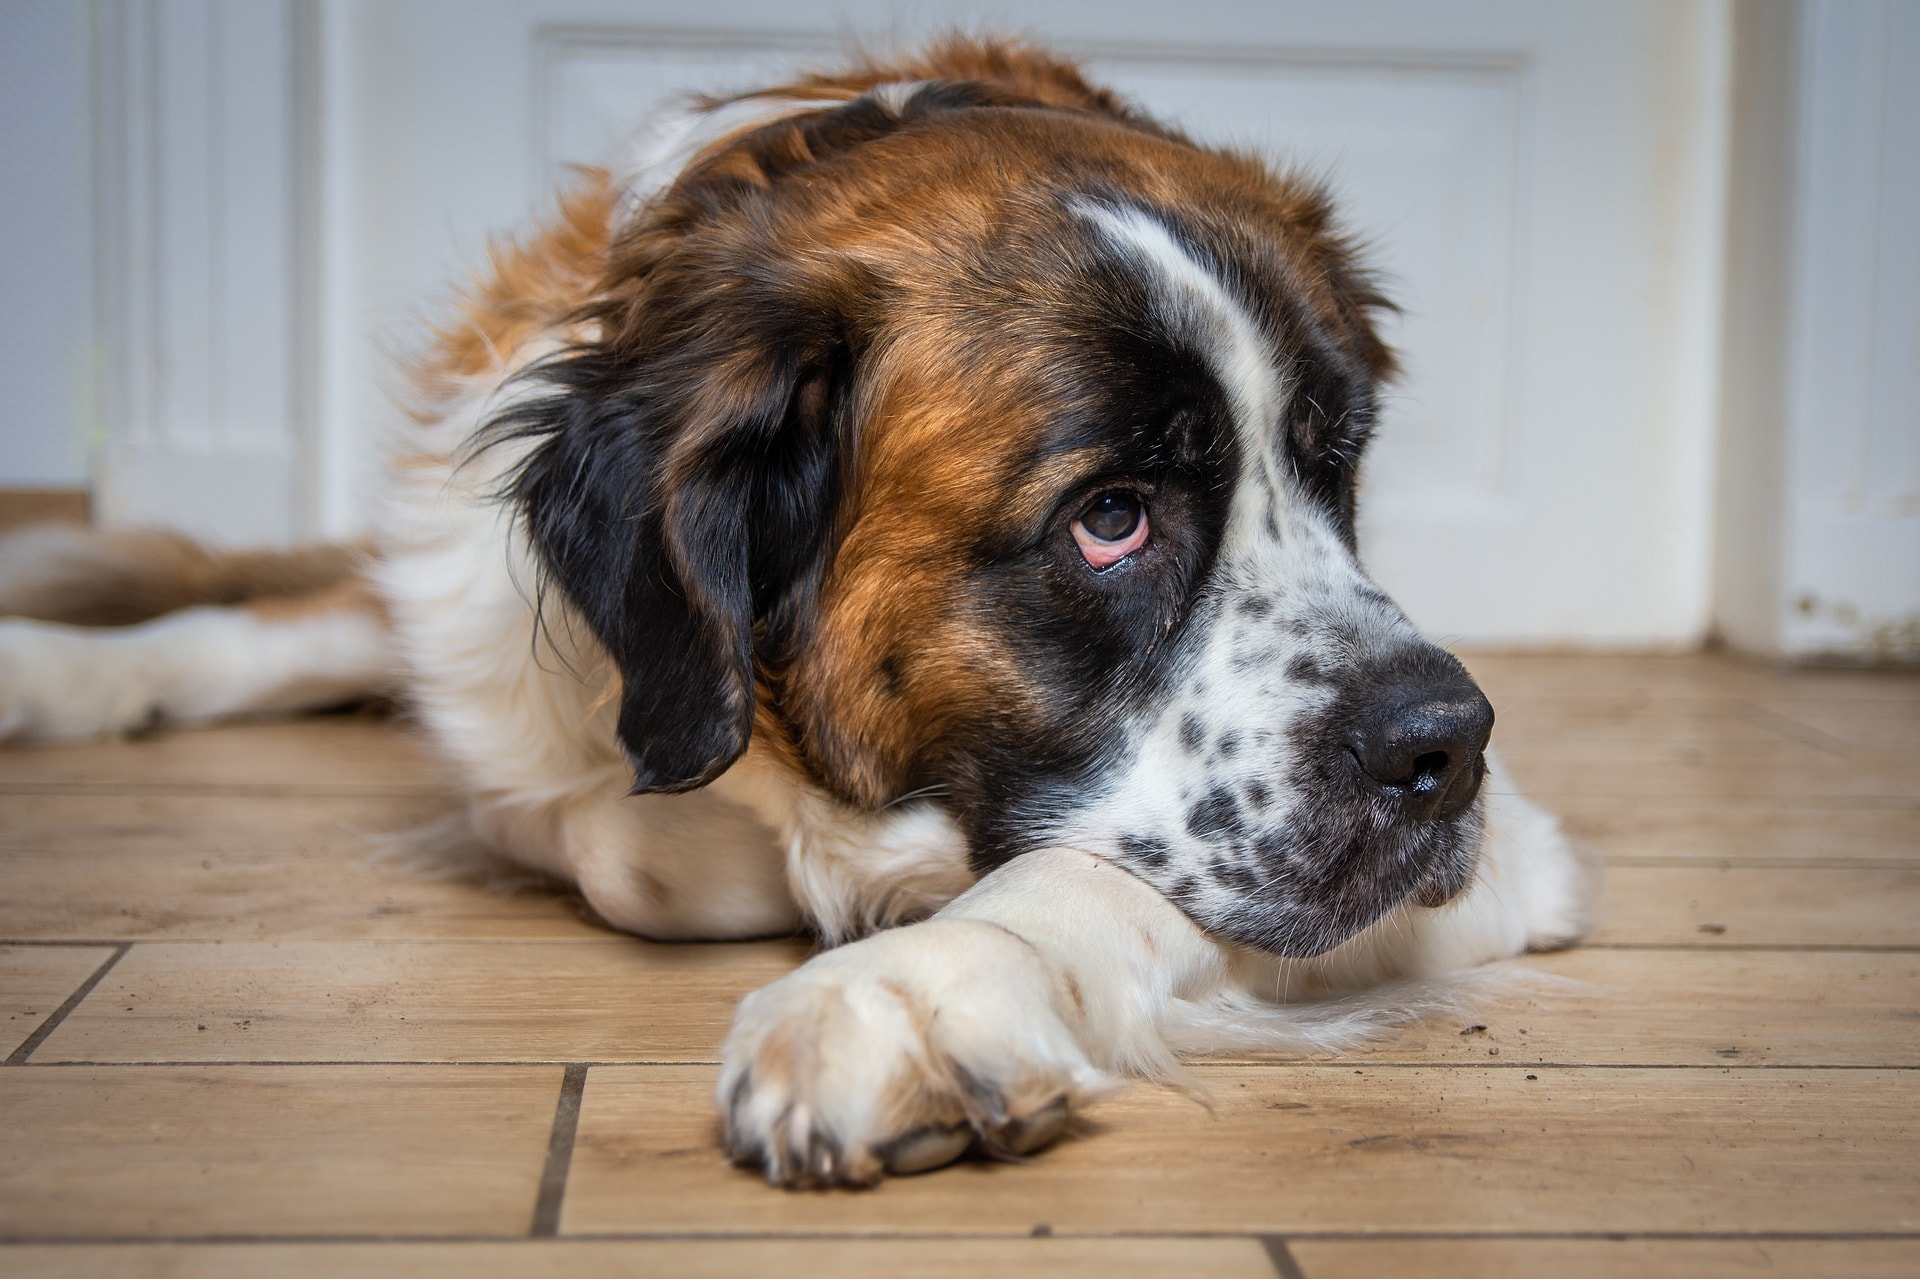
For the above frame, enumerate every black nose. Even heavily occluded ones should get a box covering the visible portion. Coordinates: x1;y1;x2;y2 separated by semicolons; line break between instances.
1345;654;1494;821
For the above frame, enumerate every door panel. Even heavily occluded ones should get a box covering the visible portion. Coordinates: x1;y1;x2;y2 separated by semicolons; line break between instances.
304;1;1727;645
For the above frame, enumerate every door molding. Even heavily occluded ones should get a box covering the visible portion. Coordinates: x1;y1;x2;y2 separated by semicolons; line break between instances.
92;0;313;546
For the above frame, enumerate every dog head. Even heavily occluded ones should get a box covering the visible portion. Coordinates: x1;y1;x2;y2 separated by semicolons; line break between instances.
501;43;1495;957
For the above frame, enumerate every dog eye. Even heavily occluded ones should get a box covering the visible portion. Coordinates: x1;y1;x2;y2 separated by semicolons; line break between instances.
1072;491;1149;569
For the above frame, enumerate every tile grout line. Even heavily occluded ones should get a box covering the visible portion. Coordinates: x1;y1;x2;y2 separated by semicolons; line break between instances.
6;943;132;1065
529;1063;589;1237
1260;1234;1309;1279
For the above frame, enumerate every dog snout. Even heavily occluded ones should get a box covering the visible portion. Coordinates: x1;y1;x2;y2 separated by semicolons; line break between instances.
1343;656;1494;821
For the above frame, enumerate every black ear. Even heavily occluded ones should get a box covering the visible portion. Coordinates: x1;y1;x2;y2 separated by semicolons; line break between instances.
500;335;845;794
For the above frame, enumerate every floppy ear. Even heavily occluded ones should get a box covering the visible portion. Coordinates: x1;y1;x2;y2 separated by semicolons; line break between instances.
493;89;974;791
500;315;848;794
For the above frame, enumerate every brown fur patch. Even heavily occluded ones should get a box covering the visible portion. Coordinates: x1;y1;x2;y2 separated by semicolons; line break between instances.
246;575;387;625
0;524;367;628
415;172;617;394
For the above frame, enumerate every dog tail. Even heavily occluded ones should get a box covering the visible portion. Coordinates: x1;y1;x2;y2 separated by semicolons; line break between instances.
0;524;395;743
0;522;365;627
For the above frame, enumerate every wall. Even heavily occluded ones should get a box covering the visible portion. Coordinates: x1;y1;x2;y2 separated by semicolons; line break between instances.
0;1;93;488
21;0;1915;655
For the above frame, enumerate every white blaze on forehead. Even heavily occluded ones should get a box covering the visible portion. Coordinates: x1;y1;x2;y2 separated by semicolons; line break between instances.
1046;200;1414;934
1072;201;1285;448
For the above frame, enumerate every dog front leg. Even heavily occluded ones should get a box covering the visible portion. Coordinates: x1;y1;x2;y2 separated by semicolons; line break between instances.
718;847;1230;1186
470;778;802;941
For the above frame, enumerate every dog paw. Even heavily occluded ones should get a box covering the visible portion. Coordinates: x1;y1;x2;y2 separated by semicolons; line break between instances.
717;918;1110;1187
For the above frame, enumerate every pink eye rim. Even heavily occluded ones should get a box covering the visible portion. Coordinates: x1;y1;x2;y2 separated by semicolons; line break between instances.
1072;490;1150;570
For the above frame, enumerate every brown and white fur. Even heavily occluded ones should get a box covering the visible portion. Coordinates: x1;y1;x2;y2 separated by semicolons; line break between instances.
0;38;1589;1187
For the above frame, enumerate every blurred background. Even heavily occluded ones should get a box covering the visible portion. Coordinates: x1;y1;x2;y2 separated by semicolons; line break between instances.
1;0;1914;661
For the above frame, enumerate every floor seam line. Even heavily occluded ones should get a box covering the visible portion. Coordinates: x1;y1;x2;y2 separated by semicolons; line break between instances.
529;1063;589;1237
6;943;132;1065
1260;1234;1310;1279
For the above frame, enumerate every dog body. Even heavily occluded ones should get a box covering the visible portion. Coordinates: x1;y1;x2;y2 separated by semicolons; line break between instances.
0;39;1588;1185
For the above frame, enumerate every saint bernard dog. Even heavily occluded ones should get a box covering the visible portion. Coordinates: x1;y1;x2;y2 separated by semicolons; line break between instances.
0;37;1589;1186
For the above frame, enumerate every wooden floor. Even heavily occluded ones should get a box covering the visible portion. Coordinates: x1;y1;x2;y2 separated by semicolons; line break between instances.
1;652;1916;1277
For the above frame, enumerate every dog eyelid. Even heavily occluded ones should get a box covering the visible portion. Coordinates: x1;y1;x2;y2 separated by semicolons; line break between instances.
1072;491;1150;570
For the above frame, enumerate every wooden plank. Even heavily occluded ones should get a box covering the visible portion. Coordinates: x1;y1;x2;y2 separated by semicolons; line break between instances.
3;806;1909;948
0;1238;1280;1278
1491;723;1847;763
1553;800;1920;864
0;945;116;1058
0;845;598;943
0;1065;560;1238
1590;865;1920;947
1493;717;1833;753
1485;684;1847;737
1500;751;1919;802
563;1064;1920;1236
1460;653;1785;699
33;942;1919;1069
1314;949;1920;1069
0;791;452;853
0;796;600;942
36;939;808;1063
1734;667;1920;704
1288;1238;1920;1279
1751;698;1920;749
0;717;443;795
1461;652;1920;704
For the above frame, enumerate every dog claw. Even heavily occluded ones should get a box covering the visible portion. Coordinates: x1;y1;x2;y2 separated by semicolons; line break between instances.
807;1133;840;1185
881;1123;974;1175
995;1097;1070;1156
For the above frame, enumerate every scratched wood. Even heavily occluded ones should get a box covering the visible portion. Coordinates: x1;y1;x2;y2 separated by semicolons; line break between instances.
562;1063;1920;1236
1589;864;1920;946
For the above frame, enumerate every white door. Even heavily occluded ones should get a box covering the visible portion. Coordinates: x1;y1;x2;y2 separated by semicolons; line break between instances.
99;0;1736;648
